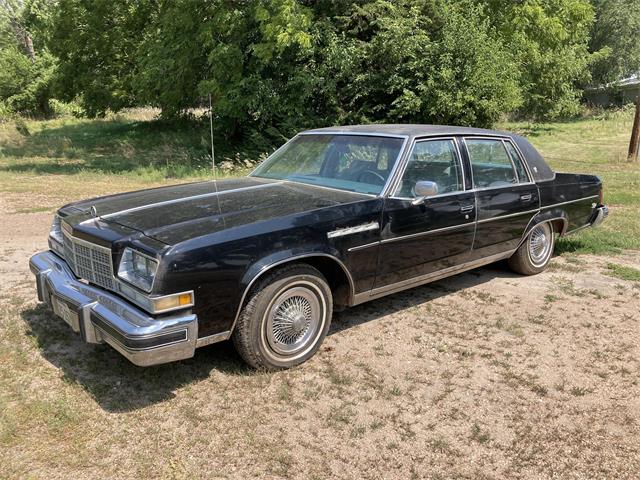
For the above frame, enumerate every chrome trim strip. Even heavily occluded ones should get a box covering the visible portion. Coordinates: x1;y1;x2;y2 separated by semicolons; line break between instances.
101;182;282;219
327;222;379;239
541;195;599;210
347;241;380;253
195;331;231;348
353;250;515;304
229;253;356;335
299;131;409;139
476;208;540;224
380;222;474;245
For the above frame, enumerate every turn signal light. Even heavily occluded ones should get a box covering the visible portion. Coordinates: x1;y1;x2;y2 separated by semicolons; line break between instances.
151;291;194;313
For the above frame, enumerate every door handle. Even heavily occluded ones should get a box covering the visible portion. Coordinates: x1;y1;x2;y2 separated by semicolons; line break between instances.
460;205;474;213
520;194;532;201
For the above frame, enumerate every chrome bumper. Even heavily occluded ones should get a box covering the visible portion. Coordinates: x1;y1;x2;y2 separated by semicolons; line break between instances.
591;204;609;227
29;251;198;366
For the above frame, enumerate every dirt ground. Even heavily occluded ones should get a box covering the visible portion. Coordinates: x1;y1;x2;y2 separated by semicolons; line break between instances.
1;204;639;479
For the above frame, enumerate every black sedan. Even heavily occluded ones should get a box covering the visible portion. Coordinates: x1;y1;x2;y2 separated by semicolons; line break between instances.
30;124;608;369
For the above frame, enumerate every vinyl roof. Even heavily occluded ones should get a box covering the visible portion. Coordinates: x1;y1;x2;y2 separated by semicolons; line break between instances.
303;124;512;138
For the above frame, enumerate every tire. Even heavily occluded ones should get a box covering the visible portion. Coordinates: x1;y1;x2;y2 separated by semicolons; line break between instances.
232;264;333;370
508;222;555;275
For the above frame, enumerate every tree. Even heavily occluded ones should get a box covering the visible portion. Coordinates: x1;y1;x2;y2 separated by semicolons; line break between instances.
50;0;154;116
0;0;35;61
480;0;596;119
0;0;57;116
589;0;640;85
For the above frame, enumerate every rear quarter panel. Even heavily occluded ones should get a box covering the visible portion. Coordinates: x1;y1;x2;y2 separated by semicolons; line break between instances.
537;173;601;232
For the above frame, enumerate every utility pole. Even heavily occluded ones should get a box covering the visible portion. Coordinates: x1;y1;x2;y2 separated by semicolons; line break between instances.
629;94;640;162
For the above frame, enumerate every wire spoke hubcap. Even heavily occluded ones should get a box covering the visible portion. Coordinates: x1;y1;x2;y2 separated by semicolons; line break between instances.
266;285;322;356
528;224;552;267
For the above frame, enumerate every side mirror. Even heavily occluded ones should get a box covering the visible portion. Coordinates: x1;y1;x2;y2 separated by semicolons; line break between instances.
411;181;438;205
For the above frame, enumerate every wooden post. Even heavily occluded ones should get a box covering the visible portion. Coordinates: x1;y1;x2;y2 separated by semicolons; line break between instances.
629;94;640;162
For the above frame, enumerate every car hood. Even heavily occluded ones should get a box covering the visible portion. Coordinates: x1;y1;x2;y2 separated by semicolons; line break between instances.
61;177;370;245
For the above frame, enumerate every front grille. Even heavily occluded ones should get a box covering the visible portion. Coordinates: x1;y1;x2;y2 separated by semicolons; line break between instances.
62;230;116;290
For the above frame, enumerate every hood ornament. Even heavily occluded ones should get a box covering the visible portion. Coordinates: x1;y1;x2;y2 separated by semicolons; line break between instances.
90;206;98;218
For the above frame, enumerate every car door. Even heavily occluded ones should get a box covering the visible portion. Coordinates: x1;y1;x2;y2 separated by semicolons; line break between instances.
373;137;476;289
463;137;540;258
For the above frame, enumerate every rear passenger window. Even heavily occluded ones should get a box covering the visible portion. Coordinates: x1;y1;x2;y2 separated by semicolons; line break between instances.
465;139;517;188
504;141;530;183
393;139;463;197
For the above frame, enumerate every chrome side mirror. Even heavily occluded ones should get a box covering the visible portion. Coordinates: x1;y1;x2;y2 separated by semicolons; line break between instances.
411;181;438;205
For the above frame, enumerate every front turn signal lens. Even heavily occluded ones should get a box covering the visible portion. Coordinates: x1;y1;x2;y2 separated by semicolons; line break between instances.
151;291;194;313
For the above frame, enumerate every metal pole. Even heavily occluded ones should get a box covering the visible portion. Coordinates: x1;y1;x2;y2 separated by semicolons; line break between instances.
629;94;640;162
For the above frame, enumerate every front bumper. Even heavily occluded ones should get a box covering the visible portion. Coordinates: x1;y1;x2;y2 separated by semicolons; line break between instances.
29;251;198;366
591;204;609;227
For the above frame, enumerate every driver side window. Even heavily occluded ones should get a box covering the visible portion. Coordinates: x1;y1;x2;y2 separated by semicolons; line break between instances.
393;139;463;198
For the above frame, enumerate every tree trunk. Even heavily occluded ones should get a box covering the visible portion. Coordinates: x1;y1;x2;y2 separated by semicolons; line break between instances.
8;15;35;62
629;95;640;162
23;31;35;62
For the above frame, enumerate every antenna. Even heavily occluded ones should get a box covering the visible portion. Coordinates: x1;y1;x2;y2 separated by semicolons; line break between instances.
209;94;225;227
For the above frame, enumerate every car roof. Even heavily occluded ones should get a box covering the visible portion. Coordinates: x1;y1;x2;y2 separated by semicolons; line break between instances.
302;124;511;138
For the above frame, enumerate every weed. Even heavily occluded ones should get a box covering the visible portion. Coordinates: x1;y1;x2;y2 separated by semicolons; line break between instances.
605;263;640;282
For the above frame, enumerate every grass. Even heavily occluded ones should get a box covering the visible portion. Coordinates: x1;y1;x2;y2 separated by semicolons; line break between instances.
605;263;640;282
0;110;252;213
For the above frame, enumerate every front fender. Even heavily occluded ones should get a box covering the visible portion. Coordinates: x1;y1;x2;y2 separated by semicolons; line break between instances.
239;244;349;295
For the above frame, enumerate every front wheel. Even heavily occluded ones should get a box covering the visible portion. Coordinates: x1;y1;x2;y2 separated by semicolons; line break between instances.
232;264;333;370
508;222;555;275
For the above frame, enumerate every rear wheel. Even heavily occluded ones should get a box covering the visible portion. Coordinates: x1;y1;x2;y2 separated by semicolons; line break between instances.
232;264;332;370
508;222;555;275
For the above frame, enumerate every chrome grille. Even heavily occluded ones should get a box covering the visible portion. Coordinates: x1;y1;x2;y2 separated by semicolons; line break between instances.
62;230;116;290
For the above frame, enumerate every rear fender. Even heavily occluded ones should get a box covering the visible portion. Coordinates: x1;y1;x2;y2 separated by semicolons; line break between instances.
516;210;569;250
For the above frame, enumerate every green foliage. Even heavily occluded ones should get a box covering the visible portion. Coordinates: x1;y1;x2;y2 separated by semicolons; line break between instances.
3;0;605;139
313;0;521;127
482;0;596;119
0;45;56;116
589;0;640;85
50;0;154;116
0;0;59;117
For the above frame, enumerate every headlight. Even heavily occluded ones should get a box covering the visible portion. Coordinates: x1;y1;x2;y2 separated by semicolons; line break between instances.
117;248;158;292
49;215;63;244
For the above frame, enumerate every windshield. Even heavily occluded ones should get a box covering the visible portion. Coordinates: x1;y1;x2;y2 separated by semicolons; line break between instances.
250;134;404;195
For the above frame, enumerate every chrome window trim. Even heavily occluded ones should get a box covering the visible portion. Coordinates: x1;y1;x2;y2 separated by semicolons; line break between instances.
502;138;533;183
250;132;409;198
385;136;466;200
298;131;409;139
